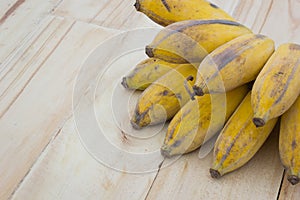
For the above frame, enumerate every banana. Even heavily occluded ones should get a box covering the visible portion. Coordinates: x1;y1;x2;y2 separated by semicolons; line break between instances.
121;58;180;90
131;64;197;129
146;19;252;64
279;96;300;185
134;0;235;26
210;92;278;178
161;85;248;157
251;43;300;127
192;34;275;96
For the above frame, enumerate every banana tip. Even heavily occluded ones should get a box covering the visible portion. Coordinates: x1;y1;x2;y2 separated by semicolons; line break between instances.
134;1;140;11
192;85;204;96
121;77;129;89
160;146;172;158
145;46;154;57
210;168;221;179
252;118;265;127
288;175;300;185
130;120;142;130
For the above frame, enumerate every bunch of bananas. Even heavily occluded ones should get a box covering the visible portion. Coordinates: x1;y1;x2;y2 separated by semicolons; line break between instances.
120;0;300;185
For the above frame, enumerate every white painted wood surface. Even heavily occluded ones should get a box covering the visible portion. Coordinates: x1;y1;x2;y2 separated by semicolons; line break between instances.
0;0;300;199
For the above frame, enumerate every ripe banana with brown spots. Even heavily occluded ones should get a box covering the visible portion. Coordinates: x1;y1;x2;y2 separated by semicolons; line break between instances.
134;0;235;26
161;85;248;157
146;19;252;63
192;34;275;96
210;92;278;178
279;96;300;185
252;43;300;127
121;58;180;90
131;64;197;129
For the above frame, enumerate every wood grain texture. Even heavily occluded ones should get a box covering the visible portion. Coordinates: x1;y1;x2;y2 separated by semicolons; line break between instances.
0;16;73;118
11;116;157;200
261;0;300;46
279;177;300;200
54;0;160;29
10;24;165;200
0;0;24;25
210;0;274;33
0;0;61;64
230;0;273;33
0;21;117;199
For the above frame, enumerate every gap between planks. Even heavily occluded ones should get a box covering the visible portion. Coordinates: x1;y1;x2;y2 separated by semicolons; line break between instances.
0;20;76;119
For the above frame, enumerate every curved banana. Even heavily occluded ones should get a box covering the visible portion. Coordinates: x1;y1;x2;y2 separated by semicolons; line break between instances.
210;92;278;178
146;19;252;63
131;64;197;128
192;34;275;96
121;58;179;90
252;43;300;127
161;85;248;157
134;0;235;26
279;96;300;185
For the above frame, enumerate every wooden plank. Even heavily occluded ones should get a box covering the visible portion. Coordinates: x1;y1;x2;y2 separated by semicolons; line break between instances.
279;177;300;200
210;0;274;33
10;23;165;200
0;21;118;199
147;129;283;200
0;16;73;117
0;0;61;64
230;0;273;33
53;0;108;23
91;0;160;29
11;116;158;200
53;0;160;29
0;0;19;20
260;0;300;46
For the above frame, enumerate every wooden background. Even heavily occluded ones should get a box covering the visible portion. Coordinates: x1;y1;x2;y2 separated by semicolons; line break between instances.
1;0;300;199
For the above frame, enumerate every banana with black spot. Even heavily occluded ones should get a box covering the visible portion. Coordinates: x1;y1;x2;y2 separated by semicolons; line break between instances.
121;58;180;90
192;33;275;96
210;92;278;178
252;43;300;127
146;20;252;64
134;0;235;26
131;64;197;129
161;85;248;157
279;96;300;185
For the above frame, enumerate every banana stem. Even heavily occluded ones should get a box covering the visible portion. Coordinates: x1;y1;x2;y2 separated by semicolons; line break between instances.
288;175;300;185
210;168;221;179
253;117;266;127
134;1;140;11
121;77;129;89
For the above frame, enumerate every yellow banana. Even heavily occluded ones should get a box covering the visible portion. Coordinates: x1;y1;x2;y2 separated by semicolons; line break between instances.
131;64;197;129
146;19;252;63
279;96;300;185
210;92;278;178
121;58;180;90
251;43;300;127
161;85;248;157
192;34;275;96
134;0;235;26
